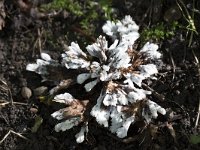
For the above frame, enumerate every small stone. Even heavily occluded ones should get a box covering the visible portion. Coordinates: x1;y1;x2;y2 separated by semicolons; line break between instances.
21;86;32;99
30;107;38;113
165;65;171;71
175;90;180;95
33;86;48;96
164;6;182;22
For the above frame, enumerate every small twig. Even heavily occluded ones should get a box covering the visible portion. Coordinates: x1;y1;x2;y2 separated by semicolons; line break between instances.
0;111;9;125
32;28;43;57
176;0;198;47
0;85;8;91
0;102;9;106
37;28;42;54
0;131;11;144
191;49;200;129
142;83;189;118
0;130;29;144
12;102;28;105
167;99;188;117
10;130;28;140
8;89;13;105
169;51;176;81
142;83;165;101
195;99;200;129
0;79;8;91
138;1;151;26
165;48;176;81
0;101;28;107
0;79;13;105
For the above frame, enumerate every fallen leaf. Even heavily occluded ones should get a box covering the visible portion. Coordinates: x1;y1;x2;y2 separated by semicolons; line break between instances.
31;116;43;133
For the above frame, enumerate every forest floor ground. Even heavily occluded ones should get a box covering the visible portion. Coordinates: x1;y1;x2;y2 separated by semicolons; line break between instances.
0;0;200;150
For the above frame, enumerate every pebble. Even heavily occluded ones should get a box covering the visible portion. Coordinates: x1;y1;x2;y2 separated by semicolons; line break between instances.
164;6;182;22
21;86;32;99
33;86;48;96
30;107;38;114
175;90;180;95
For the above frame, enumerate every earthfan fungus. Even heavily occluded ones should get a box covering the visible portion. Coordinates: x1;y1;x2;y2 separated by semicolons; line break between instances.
27;15;166;143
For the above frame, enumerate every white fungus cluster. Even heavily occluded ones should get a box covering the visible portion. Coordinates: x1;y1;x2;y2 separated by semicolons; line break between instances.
26;53;58;76
50;92;88;143
26;15;166;143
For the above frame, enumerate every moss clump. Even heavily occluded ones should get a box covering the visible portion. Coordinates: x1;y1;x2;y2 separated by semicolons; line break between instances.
41;0;83;16
141;21;180;42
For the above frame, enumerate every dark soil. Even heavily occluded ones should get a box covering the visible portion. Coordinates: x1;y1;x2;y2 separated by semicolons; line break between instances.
0;0;200;150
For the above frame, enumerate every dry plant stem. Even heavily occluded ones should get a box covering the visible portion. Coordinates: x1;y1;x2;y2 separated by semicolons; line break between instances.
138;1;151;26
0;85;9;98
38;28;42;54
165;48;176;80
148;0;153;26
142;83;165;101
0;79;13;105
169;51;176;81
176;0;199;128
176;0;198;47
8;89;13;105
192;49;200;129
0;130;29;144
32;28;43;56
0;101;28;106
195;98;200;129
142;83;188;117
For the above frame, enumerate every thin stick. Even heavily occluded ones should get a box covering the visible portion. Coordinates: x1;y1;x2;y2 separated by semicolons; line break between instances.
165;48;176;81
195;99;200;128
0;79;13;105
0;130;29;144
142;83;165;101
8;89;13;105
10;130;29;140
12;102;28;105
37;28;42;54
0;101;28;107
192;49;200;129
0;130;11;144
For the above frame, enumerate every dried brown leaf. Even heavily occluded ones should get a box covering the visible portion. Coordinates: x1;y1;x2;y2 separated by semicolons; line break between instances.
63;100;89;120
166;123;176;140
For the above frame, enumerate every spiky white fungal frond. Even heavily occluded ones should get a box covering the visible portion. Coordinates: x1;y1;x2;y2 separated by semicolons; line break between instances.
90;91;110;127
142;100;166;123
54;117;81;132
62;42;90;69
53;93;74;104
103;15;139;45
75;126;88;143
26;53;58;75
